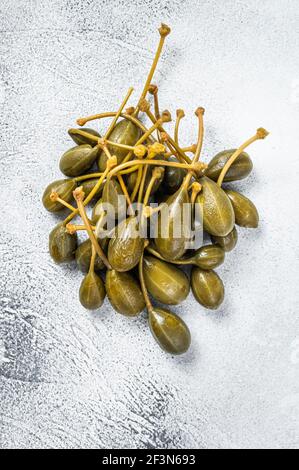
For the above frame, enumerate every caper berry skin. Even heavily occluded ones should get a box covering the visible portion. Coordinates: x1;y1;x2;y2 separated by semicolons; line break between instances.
225;189;259;228
192;244;225;270
91;198;104;224
97;120;141;171
59;145;99;177
49;223;77;263
42;179;76;212
143;256;190;305
149;308;191;355
101;178;124;218
79;271;106;310
211;227;238;252
206;150;253;182
75;239;105;272
106;269;145;316
68;127;101;147
155;186;190;260
108;217;143;272
196;176;235;237
163;156;186;194
191;267;224;309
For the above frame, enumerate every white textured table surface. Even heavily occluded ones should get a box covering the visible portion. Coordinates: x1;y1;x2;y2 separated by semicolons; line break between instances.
0;0;299;449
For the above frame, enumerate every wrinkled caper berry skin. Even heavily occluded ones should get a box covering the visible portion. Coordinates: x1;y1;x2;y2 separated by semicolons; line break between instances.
143;256;190;305
211;226;238;252
149;308;191;355
163;156;186;194
97;120;142;171
75;239;105;272
191;267;224;309
79;271;106;310
42;179;76;212
206;150;253;182
68;127;101;147
59;145;99;177
49;223;77;263
155;186;190;260
106;269;145;316
225;189;259;228
192;244;225;270
196;176;235;237
80;178;103;200
108;217;143;272
101;178;124;218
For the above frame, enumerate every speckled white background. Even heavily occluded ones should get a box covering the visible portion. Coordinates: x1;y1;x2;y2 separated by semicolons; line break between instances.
0;0;298;449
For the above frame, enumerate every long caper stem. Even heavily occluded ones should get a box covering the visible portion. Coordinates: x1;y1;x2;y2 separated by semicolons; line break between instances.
104;87;134;139
73;172;103;182
66;223;96;234
149;84;161;141
142;104;192;164
89;244;96;274
116;174;134;216
217;127;269;187
138;246;153;313
77;112;154;141
50;192;77;213
183;107;205;188
137;165;149;204
73;187;111;270
174;109;185;145
108;158;202;180
134;24;171;117
131;165;144;202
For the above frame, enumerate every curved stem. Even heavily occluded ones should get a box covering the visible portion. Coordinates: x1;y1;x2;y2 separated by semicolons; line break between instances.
184;107;205;187
77;112;154;141
131;165;143;202
217;127;269;187
108;158;200;180
174;109;185;145
137;165;148;204
146;244;194;266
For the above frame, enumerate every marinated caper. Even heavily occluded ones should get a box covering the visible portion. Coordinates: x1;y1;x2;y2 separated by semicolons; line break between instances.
196;176;235;236
206;150;253;182
163;156;186;194
49;223;77;263
108;216;143;272
75;239;105;272
79;271;106;310
191;267;224;309
101;178;124;218
97;120;141;171
68;127;101;147
149;308;191;354
155;184;190;260
211;226;238;252
106;269;145;316
143;256;190;305
225;189;259;228
59;145;99;177
190;244;225;269
42;179;76;212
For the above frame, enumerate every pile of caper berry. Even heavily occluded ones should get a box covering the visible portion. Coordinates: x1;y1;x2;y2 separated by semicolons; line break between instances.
42;24;269;355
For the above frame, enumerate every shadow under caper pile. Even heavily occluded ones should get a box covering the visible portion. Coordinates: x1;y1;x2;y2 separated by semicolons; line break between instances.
42;24;269;355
